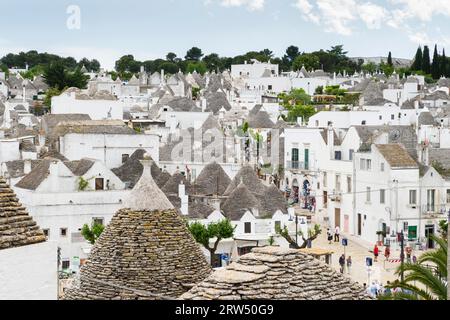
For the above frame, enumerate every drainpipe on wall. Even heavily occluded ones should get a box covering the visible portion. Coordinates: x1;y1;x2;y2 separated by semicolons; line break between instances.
352;154;356;236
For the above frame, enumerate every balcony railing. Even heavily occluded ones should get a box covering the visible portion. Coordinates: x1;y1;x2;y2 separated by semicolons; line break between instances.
422;204;450;215
286;161;310;171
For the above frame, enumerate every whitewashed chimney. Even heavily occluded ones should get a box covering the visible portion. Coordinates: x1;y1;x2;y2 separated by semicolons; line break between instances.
210;196;221;211
327;122;334;159
24;159;32;175
423;145;429;166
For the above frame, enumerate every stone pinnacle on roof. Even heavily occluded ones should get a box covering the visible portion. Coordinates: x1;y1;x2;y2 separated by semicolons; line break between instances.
122;158;174;211
0;177;46;250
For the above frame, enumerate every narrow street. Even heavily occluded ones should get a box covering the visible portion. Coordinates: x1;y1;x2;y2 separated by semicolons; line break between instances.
314;227;399;287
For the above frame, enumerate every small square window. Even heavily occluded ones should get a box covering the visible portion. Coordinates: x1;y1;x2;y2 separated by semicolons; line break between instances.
43;229;50;238
244;222;252;234
62;260;70;270
93;218;104;226
60;228;68;237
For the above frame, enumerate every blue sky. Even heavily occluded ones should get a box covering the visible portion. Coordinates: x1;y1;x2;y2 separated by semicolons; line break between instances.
0;0;449;69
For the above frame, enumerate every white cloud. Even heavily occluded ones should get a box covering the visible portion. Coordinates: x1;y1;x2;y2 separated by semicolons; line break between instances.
357;2;388;29
408;31;432;45
316;0;357;36
219;0;265;11
389;0;450;22
293;0;320;24
293;0;450;40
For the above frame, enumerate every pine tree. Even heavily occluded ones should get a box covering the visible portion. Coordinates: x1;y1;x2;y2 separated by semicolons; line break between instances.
387;51;393;66
441;48;448;78
422;45;431;74
412;46;423;71
431;44;440;79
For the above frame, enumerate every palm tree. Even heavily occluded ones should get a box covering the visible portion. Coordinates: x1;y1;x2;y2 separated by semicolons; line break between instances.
381;235;447;300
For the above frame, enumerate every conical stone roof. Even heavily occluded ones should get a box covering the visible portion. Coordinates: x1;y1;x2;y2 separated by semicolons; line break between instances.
192;161;231;196
0;177;46;250
258;183;288;216
221;182;259;220
162;172;191;195
64;160;211;300
181;246;371;300
224;165;267;196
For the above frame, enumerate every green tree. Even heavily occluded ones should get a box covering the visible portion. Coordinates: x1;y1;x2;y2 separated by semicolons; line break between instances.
422;45;431;74
380;61;395;77
115;54;141;73
381;235;447;300
43;87;62;108
81;222;105;245
43;62;89;91
202;53;222;71
284;45;300;64
315;86;324;95
187;219;235;266
292;53;320;71
285;105;316;123
186;61;207;74
160;61;179;74
279;88;311;106
387;51;393;66
441;49;448;78
431;44;441;79
20;64;45;80
276;223;322;249
185;47;204;61
411;46;423;71
362;62;377;74
166;52;177;62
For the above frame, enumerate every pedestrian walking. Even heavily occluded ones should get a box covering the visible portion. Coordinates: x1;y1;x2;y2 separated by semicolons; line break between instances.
327;228;333;244
384;281;392;296
406;246;412;263
369;281;378;297
346;256;352;274
334;225;340;242
339;254;345;274
373;244;379;262
384;245;390;260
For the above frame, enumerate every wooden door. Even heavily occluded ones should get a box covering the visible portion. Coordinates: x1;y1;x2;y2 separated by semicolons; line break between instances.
334;208;341;228
357;214;362;236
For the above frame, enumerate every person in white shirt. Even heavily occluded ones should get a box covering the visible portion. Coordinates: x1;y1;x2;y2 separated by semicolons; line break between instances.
334;226;340;242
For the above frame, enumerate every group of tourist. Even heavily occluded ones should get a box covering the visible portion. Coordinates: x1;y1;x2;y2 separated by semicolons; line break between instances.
363;280;413;298
326;226;341;244
338;254;352;274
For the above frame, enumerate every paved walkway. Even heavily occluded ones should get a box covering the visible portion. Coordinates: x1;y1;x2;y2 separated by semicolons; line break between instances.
313;228;398;286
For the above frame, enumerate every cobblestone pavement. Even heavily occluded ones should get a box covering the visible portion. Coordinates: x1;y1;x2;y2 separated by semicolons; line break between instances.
313;228;400;287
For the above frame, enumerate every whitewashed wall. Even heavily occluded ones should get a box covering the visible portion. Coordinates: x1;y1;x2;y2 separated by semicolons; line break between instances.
0;241;58;300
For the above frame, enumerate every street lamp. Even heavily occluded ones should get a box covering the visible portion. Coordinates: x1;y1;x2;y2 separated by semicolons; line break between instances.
400;230;405;282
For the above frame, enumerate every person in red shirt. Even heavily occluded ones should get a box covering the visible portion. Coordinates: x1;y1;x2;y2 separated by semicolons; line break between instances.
384;246;390;261
374;244;379;262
